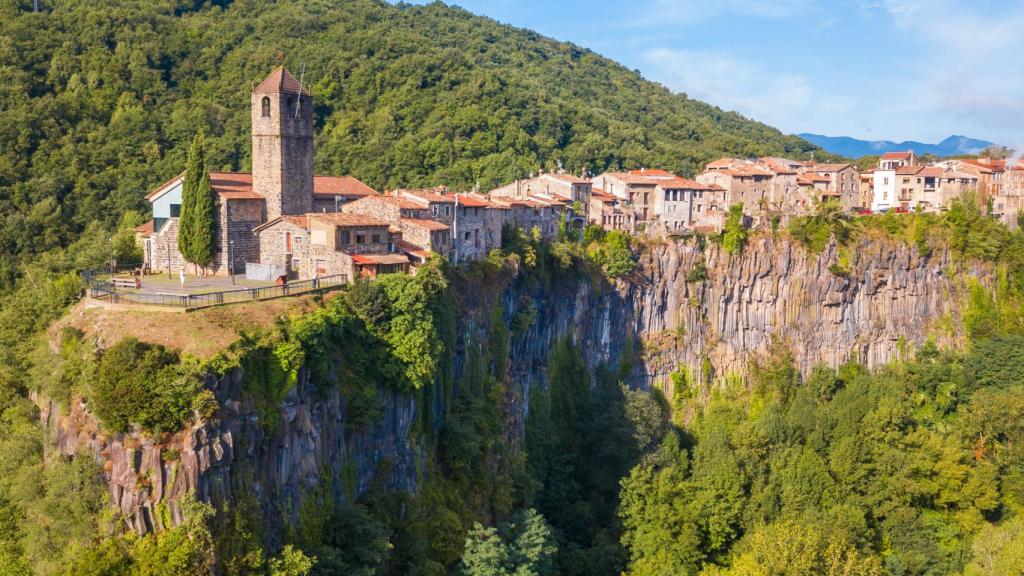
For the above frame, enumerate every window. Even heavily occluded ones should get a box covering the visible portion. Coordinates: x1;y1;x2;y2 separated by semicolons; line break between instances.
445;205;451;216
261;96;270;118
339;230;350;244
432;205;439;216
464;231;471;241
371;233;381;244
170;203;181;217
291;258;300;271
664;190;671;201
356;232;366;244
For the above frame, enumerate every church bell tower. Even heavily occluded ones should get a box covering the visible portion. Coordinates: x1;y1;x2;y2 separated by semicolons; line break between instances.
251;66;313;219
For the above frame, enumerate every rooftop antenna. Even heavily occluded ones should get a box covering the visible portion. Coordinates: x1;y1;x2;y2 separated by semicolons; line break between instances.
295;62;306;119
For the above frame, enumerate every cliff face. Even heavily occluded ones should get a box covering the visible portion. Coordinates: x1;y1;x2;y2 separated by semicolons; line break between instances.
43;236;976;534
624;236;977;387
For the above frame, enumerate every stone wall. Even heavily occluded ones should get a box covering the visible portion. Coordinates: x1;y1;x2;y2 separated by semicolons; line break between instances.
251;91;314;220
217;199;265;274
258;220;309;278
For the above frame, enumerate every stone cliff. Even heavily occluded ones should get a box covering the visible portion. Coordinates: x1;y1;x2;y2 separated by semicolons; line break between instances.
41;235;978;535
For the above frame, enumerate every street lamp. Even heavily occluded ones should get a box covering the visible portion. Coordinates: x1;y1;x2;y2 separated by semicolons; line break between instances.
229;240;235;285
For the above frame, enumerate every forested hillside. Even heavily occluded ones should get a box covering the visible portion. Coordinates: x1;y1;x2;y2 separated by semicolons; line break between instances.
0;0;826;290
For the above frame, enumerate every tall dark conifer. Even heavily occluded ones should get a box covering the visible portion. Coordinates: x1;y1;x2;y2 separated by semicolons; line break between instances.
178;133;216;274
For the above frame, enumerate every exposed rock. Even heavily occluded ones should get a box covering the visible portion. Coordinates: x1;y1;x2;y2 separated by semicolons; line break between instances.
41;236;976;537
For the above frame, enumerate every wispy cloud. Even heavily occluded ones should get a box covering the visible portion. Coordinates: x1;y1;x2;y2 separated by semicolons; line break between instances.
641;48;856;133
872;0;1024;141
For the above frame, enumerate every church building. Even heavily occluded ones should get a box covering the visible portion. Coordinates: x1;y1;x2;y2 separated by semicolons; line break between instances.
137;66;380;278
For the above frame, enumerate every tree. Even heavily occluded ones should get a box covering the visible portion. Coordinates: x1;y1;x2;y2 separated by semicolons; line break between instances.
722;204;747;254
178;133;216;274
701;519;883;576
460;509;557;576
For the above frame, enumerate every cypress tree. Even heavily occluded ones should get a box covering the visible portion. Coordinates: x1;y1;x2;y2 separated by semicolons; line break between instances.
178;133;217;274
178;133;203;269
190;170;217;273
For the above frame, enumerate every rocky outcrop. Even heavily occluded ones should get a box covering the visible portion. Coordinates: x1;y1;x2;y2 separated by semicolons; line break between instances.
42;235;977;535
623;236;978;387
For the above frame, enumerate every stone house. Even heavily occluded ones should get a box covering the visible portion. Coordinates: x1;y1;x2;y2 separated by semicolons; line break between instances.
934;158;1005;201
398;218;451;264
488;197;555;241
588;188;633;231
807;163;860;211
252;215;312;279
994;164;1024;228
795;174;839;210
592;169;676;230
342;194;434;224
696;163;775;210
489;172;592;216
307;213;408;279
652;177;726;232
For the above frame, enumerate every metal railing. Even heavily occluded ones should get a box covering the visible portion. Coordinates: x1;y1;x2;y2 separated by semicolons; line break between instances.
83;270;348;310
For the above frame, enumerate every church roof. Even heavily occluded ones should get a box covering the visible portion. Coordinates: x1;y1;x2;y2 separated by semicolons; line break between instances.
253;66;309;96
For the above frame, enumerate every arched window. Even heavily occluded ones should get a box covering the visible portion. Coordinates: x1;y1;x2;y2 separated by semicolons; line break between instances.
261;96;270;118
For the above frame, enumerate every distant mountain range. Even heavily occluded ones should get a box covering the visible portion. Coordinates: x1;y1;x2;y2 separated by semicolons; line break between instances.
798;133;996;159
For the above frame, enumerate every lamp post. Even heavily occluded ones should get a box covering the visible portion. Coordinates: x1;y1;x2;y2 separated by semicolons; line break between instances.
229;240;235;285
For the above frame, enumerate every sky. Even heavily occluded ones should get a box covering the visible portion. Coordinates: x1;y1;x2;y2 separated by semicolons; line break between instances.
401;0;1024;147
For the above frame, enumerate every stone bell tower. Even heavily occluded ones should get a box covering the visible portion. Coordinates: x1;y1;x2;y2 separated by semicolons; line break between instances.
251;66;313;219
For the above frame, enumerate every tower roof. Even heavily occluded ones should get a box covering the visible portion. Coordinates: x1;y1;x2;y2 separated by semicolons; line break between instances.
253;65;309;96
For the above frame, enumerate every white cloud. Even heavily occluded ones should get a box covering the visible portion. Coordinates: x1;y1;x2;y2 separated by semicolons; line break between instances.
870;0;1024;143
641;48;856;134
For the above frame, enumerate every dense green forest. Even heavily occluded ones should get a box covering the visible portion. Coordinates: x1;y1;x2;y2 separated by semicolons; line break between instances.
0;0;829;290
4;0;1024;574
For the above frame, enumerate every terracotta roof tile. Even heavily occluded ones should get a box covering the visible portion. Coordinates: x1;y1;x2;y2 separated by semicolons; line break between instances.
401;218;449;231
351;253;410;265
881;151;913;160
313;176;377;198
134;220;154;235
310;213;389;227
253;66;309;96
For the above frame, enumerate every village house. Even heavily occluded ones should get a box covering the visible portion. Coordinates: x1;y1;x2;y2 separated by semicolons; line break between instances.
879;150;917;170
696;160;776;211
588;188;633;231
806;163;860;211
488;172;592;216
934;158;1005;201
859;170;875;211
253;212;409;280
991;162;1023;228
796;173;838;209
490;196;563;241
592;169;676;230
652;177;727;233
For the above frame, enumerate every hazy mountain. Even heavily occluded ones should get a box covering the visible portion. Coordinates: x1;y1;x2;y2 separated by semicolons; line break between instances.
798;133;996;158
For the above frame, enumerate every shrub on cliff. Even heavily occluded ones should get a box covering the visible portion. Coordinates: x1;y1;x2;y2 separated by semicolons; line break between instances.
721;204;748;254
90;337;209;435
589;230;635;278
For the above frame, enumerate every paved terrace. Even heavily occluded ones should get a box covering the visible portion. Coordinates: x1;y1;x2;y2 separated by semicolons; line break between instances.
87;271;348;310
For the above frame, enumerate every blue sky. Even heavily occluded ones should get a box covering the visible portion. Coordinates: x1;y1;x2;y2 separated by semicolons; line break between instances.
402;0;1024;147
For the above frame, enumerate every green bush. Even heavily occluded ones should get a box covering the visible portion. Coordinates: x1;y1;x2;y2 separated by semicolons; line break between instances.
721;204;748;254
90;337;209;435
